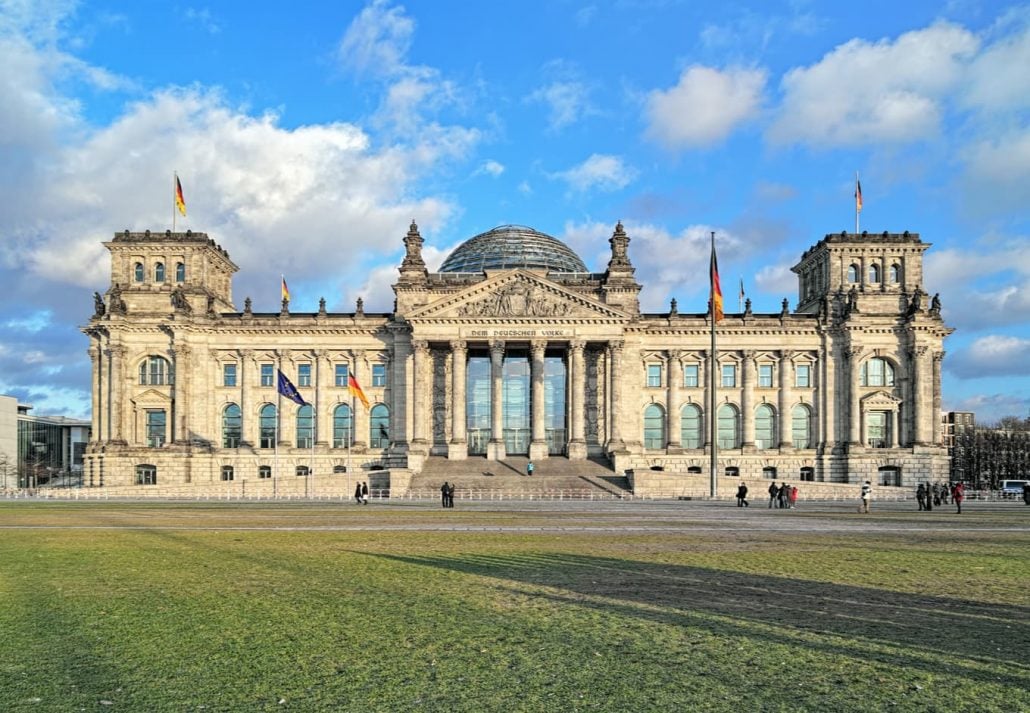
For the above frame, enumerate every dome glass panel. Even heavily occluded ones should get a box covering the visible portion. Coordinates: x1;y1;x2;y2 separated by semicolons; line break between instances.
438;225;588;274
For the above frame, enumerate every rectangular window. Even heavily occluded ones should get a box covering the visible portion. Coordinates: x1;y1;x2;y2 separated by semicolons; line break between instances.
647;364;662;387
372;363;387;387
222;363;237;387
721;364;736;388
298;363;312;387
260;363;274;387
334;363;349;387
795;364;811;388
867;411;889;448
220;466;234;481
683;364;699;388
258;465;272;479
146;410;166;448
758;364;773;388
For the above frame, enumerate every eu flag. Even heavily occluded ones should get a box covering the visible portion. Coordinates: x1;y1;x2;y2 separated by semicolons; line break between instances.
277;369;307;406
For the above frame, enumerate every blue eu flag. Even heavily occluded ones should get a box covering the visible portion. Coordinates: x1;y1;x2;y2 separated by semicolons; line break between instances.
277;369;307;406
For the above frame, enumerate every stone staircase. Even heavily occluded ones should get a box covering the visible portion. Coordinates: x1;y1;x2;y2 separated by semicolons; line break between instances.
408;455;630;498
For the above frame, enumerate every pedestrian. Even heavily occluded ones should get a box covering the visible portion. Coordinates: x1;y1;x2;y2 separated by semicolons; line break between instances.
441;481;450;508
924;482;933;511
527;461;534;476
354;482;363;505
859;481;872;513
916;483;926;511
932;482;941;507
1023;481;1030;506
777;482;788;509
952;482;964;514
736;482;749;507
788;485;798;509
768;481;778;508
361;481;369;504
447;482;456;508
941;484;949;505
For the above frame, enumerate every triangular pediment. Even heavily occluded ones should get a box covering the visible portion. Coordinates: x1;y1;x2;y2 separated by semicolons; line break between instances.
861;390;901;409
132;389;172;406
409;271;630;321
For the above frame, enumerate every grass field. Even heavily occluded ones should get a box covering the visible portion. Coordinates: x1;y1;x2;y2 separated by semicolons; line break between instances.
0;500;1027;712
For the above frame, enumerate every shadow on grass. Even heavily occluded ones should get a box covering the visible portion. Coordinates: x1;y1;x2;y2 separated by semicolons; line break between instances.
365;551;1030;687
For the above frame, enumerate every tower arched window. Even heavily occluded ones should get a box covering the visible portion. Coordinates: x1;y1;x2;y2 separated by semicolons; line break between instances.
175;262;186;282
296;404;314;448
370;404;390;448
869;263;881;284
847;264;859;283
259;404;277;449
792;404;813;449
755;404;776;449
680;404;702;449
222;403;242;448
643;404;665;450
154;262;165;282
134;262;144;282
717;404;740;449
333;404;354;448
889;264;901;284
138;356;173;386
860;358;895;387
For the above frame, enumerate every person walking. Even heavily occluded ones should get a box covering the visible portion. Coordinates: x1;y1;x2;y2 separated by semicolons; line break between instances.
1023;481;1030;506
924;482;933;511
952;482;964;514
777;482;788;509
441;481;450;508
768;481;778;508
361;481;369;505
736;482;749;507
916;483;926;511
859;481;872;513
354;482;363;505
527;461;534;476
447;482;456;508
788;485;799;509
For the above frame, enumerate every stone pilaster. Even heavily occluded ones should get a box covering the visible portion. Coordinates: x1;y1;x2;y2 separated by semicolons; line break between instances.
487;340;506;460
567;340;587;459
912;345;930;446
529;340;548;460
106;345;127;444
239;349;253;447
88;345;102;445
448;341;468;460
173;344;191;444
741;351;755;449
848;346;864;446
932;351;944;445
666;350;682;450
314;349;329;446
607;340;626;452
778;350;793;448
411;340;430;450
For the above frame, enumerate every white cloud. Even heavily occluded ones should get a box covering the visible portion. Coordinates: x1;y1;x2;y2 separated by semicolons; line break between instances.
962;20;1030;111
552;154;637;193
645;65;766;149
475;159;504;177
754;263;796;297
944;391;1029;424
947;335;1030;378
337;0;415;79
961;129;1030;211
527;80;596;131
767;22;979;146
923;241;1030;330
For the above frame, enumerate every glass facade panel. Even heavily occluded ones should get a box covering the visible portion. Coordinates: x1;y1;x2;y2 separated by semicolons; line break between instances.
259;404;277;449
333;404;354;448
296;405;314;448
466;356;490;455
681;404;702;448
370;404;390;448
222;404;241;448
755;405;775;449
544;355;566;455
503;356;530;455
717;404;740;449
643;404;665;449
792;405;812;448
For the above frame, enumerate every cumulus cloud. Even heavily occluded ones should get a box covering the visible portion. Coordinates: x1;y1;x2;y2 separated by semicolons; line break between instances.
961;17;1030;111
552;154;637;193
526;79;596;131
923;241;1030;330
475;159;504;177
947;335;1030;379
945;391;1030;424
767;22;979;146
337;0;415;79
754;263;796;297
645;65;766;149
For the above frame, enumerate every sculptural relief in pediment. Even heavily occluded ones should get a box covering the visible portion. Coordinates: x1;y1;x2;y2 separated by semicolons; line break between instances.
456;280;581;318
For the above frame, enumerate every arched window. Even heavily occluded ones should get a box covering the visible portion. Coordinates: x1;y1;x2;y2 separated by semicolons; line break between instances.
175;262;186;282
860;358;895;387
135;464;157;485
296;404;314;448
138;356;173;385
755;404;776;449
134;262;144;282
221;465;234;481
259;404;277;449
680;404;702;449
868;263;881;284
889;264;901;284
792;405;813;449
333;404;354;448
370;404;390;448
222;404;242;448
643;404;665;449
847;264;859;283
717;404;740;449
154;262;165;282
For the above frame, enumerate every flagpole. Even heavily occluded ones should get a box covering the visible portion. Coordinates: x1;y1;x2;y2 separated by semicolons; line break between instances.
347;395;354;499
273;415;279;499
855;171;860;235
172;172;177;233
710;231;718;499
738;277;743;313
310;404;316;500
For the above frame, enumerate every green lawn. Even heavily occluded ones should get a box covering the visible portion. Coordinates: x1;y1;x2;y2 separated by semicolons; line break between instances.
0;502;1027;712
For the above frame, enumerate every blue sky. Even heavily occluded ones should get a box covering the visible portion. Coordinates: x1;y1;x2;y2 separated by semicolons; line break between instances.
0;0;1027;423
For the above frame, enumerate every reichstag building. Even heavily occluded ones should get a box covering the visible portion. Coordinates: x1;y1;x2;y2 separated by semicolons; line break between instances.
82;222;952;491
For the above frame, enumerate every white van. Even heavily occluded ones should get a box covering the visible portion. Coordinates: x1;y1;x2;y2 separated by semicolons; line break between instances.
999;480;1029;498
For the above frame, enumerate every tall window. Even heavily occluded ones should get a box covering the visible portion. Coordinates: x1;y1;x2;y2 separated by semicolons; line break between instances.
298;363;312;387
643;404;665;449
370;404;390;448
683;363;699;388
259;404;277;449
867;411;889;448
792;405;813;449
755;405;775;449
146;410;166;448
847;264;859;283
139;356;173;386
134;262;144;282
869;263;881;284
333;404;354;447
175;262;186;282
260;364;274;387
296;404;314;448
221;465;234;481
717;404;740;449
334;363;349;387
154;262;165;282
222;404;242;448
646;364;662;388
222;363;237;387
795;364;811;388
860;358;895;387
135;464;157;485
889;264;901;284
681;404;702;449
758;364;773;388
372;363;387;387
721;364;736;388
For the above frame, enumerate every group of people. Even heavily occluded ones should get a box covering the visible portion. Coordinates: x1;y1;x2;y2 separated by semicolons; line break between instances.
353;481;370;504
916;481;965;513
766;481;799;509
440;481;456;508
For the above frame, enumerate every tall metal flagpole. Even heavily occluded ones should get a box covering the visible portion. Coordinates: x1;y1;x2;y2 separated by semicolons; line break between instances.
273;415;279;499
710;231;719;499
347;395;354;499
855;171;861;235
309;404;316;499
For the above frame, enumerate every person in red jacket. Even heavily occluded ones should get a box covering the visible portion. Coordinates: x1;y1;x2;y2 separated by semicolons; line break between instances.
951;482;965;514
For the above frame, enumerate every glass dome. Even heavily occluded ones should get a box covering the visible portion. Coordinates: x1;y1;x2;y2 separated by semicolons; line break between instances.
438;225;588;274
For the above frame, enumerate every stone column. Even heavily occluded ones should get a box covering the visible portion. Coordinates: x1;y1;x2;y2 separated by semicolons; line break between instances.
448;341;468;460
529;340;548;460
891;409;900;448
107;345;126;444
239;350;253;448
487;341;506;460
778;350;793;448
912;346;930;446
173;344;191;444
314;349;328;446
666;350;682;450
88;345;102;445
701;349;712;449
741;351;755;449
932;351;944;445
608;340;625;451
411;340;430;450
568;340;587;459
848;347;863;446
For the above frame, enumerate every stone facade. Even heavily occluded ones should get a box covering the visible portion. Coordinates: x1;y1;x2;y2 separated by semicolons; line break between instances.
83;224;953;491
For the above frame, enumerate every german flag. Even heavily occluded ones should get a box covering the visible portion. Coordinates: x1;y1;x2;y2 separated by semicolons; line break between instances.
855;175;863;213
281;276;290;302
710;241;724;323
348;373;370;410
175;175;187;217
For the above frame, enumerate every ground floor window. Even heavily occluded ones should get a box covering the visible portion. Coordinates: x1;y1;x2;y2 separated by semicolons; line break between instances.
258;465;271;479
221;465;234;481
800;466;815;482
763;466;777;479
879;466;901;486
296;465;310;477
135;464;157;485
